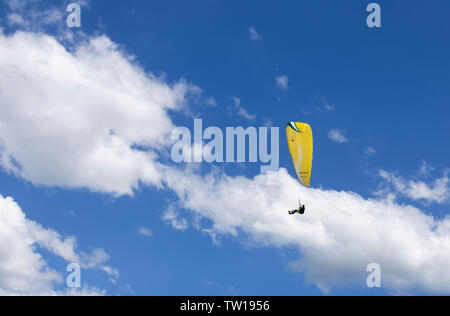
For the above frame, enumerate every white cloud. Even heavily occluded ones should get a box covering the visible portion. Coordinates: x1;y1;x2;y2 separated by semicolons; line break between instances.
323;104;335;112
100;266;120;285
275;75;289;90
204;97;217;107
328;129;349;143
229;97;256;120
0;31;196;196
317;97;335;112
418;161;435;177
365;147;376;156
379;169;449;205
0;194;112;295
4;0;27;11
249;27;262;41
163;167;450;294
7;13;26;27
162;204;188;231
4;0;64;29
138;227;153;237
81;250;107;269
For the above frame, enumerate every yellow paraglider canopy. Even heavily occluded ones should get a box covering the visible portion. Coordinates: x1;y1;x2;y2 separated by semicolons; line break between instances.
286;122;313;187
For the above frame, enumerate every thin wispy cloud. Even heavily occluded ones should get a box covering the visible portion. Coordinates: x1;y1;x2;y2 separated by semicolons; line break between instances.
378;168;449;205
139;227;153;237
317;96;336;112
249;27;262;41
328;129;349;143
230;96;256;120
162;205;188;231
204;97;217;107
275;75;289;90
418;161;436;177
4;0;66;30
365;147;376;156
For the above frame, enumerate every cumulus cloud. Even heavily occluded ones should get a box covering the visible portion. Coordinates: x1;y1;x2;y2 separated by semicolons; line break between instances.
378;169;449;205
0;31;196;196
275;75;289;90
328;129;349;143
0;194;112;295
163;167;450;294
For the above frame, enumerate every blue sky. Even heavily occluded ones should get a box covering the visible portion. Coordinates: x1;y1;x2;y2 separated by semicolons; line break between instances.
0;0;449;295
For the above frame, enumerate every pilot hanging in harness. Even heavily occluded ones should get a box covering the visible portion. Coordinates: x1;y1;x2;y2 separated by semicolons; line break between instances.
288;200;306;215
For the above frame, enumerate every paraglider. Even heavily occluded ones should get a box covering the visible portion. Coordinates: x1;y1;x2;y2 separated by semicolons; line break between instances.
288;200;306;215
286;122;313;215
